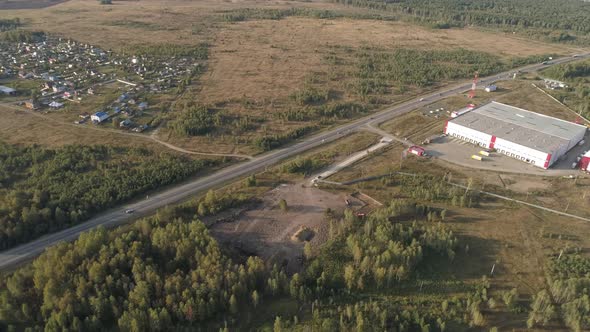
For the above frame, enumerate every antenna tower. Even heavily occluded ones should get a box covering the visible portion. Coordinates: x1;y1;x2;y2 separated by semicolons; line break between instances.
468;72;479;99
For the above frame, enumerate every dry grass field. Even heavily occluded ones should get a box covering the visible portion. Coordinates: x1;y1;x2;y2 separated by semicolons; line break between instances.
201;17;574;103
1;0;584;154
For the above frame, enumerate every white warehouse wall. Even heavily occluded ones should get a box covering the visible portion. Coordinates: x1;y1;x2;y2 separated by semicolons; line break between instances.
445;122;493;148
493;137;549;168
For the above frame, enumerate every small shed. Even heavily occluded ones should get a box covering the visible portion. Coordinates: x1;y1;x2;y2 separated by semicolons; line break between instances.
91;111;109;123
408;146;426;156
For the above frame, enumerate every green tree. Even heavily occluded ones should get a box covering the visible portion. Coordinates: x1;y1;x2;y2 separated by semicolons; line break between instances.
303;241;313;260
251;290;260;308
527;290;555;328
229;294;238;314
278;199;288;211
274;316;282;332
245;174;257;187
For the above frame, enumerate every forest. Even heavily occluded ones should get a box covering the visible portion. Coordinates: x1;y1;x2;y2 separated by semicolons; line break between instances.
527;254;590;331
330;0;590;42
542;60;590;119
0;197;478;330
0;217;267;331
352;48;551;97
0;142;215;250
0;18;20;32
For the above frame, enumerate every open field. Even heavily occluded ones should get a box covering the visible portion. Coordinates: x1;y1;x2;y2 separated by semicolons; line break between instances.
201;17;573;103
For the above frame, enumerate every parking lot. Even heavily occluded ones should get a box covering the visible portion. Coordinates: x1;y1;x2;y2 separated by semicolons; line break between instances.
426;134;590;176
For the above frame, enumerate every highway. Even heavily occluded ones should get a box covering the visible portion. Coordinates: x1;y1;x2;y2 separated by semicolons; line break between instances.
1;52;588;271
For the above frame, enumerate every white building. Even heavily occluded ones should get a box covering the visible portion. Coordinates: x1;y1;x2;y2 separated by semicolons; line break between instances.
91;111;109;123
444;101;586;169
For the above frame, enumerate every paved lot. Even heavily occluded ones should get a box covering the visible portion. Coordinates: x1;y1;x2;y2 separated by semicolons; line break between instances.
427;135;590;176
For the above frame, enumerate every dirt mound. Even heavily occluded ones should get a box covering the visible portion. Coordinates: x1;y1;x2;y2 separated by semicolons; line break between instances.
292;226;314;242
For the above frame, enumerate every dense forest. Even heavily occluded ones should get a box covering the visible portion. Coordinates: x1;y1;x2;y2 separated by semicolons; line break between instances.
542;60;590;119
0;198;477;330
352;48;552;97
0;217;267;331
331;0;590;40
527;254;590;331
0;142;215;249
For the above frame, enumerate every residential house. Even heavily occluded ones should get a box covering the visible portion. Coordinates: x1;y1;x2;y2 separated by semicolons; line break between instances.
91;111;109;123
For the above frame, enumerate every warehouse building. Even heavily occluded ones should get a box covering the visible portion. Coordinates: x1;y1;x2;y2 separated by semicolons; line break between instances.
444;101;586;169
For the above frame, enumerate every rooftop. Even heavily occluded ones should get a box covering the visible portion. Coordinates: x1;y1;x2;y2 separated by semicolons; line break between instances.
450;101;586;153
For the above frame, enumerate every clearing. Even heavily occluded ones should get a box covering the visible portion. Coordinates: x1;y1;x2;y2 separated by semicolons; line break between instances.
210;183;363;273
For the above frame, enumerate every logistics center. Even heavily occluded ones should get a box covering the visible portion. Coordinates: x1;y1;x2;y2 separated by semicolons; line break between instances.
444;101;587;169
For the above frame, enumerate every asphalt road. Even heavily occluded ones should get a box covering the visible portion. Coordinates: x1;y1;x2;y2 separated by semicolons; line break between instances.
1;53;589;271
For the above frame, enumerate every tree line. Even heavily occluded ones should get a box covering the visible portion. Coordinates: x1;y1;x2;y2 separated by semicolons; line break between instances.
330;0;590;36
120;43;209;59
168;102;264;138
0;30;44;43
0;142;215;250
0;18;20;32
527;253;590;331
383;173;480;208
353;48;546;97
254;125;317;151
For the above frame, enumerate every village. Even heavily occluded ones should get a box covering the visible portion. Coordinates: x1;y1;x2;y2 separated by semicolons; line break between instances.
0;34;202;131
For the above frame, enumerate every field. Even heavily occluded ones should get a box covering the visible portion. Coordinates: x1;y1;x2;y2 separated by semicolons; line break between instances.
0;0;584;155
